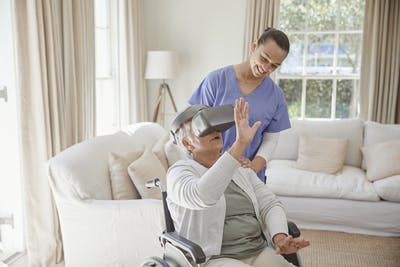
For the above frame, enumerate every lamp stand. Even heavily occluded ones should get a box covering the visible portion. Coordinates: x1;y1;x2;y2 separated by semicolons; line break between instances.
153;81;178;123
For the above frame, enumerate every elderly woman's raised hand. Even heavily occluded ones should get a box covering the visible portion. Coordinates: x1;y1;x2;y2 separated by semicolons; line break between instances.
228;98;261;160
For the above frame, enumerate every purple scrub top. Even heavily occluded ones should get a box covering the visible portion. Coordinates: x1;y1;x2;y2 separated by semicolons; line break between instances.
189;65;291;182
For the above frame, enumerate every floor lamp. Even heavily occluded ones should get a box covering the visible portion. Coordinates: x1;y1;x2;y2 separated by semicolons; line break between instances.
145;51;179;123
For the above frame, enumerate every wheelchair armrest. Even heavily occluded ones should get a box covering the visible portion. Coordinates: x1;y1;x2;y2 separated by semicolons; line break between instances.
160;231;206;264
283;222;302;266
288;221;300;238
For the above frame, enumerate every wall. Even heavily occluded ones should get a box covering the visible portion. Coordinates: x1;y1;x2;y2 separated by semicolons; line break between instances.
143;0;247;126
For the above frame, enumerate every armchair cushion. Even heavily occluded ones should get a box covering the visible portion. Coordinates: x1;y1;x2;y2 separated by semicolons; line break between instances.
128;148;167;199
108;150;143;199
59;198;165;266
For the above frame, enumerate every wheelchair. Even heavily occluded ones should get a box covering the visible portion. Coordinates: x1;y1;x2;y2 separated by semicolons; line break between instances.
140;178;302;267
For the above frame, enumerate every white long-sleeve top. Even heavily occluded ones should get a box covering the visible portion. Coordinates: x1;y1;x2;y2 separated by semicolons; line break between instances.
166;152;288;260
255;132;280;162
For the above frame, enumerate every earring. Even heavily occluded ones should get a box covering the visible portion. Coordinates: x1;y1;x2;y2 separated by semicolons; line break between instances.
187;146;193;155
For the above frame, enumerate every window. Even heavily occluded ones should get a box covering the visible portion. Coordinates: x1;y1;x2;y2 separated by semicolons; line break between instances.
277;0;365;119
0;0;25;263
95;0;120;135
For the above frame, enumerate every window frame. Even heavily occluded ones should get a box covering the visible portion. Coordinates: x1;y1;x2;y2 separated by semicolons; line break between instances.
276;0;364;119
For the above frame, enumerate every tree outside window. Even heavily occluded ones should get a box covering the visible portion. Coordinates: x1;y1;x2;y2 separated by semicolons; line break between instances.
277;0;365;119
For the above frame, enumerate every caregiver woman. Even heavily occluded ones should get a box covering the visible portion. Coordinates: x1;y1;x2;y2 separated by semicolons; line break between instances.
189;28;291;182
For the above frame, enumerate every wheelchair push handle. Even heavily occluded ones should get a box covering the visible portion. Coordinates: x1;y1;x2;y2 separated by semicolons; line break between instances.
146;178;167;192
145;178;160;189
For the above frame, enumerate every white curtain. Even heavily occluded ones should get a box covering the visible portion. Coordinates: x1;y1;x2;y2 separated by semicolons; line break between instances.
11;0;95;266
242;0;281;60
359;0;400;124
118;0;147;124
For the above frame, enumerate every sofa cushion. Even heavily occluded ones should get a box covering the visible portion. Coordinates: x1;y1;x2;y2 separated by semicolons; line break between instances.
362;121;400;169
372;175;400;202
108;150;143;199
296;135;348;174
128;148;167;199
361;140;400;181
272;119;364;167
266;160;380;201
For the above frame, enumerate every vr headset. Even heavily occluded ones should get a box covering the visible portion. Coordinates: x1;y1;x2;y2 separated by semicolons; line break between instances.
170;104;235;144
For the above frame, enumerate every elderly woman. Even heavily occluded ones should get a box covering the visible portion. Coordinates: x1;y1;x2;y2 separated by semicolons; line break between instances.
167;98;309;267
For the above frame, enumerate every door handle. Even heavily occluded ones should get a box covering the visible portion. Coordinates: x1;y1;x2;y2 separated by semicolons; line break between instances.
0;85;8;102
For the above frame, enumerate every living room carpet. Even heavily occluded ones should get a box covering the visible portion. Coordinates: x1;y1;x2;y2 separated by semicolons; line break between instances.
298;229;400;267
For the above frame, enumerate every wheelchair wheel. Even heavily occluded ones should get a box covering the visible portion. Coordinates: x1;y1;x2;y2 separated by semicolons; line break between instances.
140;256;171;267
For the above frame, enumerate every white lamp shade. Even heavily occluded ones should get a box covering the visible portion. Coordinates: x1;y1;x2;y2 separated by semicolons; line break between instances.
145;51;178;79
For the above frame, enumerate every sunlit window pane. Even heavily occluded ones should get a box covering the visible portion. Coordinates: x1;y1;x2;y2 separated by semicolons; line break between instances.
306;34;335;74
95;0;109;28
96;79;117;134
279;34;304;75
337;34;362;75
95;29;112;78
338;0;365;30
306;79;332;118
279;79;302;118
307;0;337;31
279;0;307;31
336;80;354;118
95;0;118;136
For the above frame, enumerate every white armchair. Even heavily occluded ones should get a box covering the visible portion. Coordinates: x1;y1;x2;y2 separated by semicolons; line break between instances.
47;123;168;266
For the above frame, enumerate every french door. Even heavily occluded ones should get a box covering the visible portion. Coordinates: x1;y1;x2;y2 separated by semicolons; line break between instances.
0;0;25;264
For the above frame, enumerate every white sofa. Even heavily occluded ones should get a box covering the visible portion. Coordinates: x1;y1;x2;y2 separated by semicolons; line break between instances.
266;118;400;237
48;123;169;266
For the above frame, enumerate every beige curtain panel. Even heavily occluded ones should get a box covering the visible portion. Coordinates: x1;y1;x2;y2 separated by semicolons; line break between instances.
360;0;400;124
11;0;95;266
242;0;280;61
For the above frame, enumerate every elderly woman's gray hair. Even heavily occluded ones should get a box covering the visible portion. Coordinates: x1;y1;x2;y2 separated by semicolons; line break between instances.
174;120;194;156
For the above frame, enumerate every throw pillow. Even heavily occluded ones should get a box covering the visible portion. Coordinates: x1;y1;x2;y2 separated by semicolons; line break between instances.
361;140;400;181
128;148;167;199
372;175;400;202
164;138;189;167
152;133;170;171
362;121;400;169
108;150;143;200
295;135;348;174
